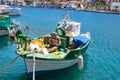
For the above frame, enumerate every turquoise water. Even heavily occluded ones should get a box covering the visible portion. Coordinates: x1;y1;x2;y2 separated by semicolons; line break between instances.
0;6;120;80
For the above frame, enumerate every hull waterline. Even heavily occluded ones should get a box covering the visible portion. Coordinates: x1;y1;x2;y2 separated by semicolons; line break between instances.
0;29;8;36
24;58;78;78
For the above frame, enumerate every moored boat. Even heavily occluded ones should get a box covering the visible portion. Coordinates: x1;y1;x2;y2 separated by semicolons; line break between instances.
0;15;11;36
0;15;20;37
16;16;91;79
0;5;21;16
9;7;21;16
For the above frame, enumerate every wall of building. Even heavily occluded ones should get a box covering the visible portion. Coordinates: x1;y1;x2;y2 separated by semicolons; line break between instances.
110;2;120;11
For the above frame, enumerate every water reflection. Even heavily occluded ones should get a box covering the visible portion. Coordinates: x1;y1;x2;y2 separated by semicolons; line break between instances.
0;36;9;49
20;65;83;80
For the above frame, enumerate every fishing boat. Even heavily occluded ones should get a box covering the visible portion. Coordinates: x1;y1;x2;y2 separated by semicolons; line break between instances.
9;7;21;16
0;5;21;16
0;15;20;36
16;16;91;79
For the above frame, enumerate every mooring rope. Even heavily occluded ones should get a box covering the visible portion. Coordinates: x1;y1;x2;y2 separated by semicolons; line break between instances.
0;51;29;72
33;52;36;80
0;55;20;72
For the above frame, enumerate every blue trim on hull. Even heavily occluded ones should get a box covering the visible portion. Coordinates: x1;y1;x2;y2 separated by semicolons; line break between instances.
27;64;76;79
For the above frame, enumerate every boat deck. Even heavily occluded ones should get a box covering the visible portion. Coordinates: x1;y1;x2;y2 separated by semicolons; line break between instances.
17;48;70;60
17;47;81;60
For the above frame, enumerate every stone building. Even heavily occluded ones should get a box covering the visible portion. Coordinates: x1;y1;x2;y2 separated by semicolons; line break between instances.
109;0;120;12
0;0;26;5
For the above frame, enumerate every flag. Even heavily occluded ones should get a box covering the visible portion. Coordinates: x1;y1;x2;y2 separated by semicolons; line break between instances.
64;14;69;19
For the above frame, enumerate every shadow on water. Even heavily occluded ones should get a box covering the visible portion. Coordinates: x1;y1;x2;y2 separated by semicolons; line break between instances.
19;65;83;80
82;52;89;70
19;53;89;80
0;36;9;49
19;72;29;80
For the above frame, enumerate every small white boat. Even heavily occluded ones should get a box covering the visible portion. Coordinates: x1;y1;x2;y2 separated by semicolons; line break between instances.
0;5;21;16
0;5;10;14
9;7;21;16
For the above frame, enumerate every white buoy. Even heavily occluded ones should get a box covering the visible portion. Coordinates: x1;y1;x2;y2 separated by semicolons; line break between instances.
78;55;83;70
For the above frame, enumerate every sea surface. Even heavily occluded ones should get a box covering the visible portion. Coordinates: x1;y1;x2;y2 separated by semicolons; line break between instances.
0;6;120;80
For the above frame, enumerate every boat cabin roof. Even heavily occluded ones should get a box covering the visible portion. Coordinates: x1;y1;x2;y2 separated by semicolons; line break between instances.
0;5;10;8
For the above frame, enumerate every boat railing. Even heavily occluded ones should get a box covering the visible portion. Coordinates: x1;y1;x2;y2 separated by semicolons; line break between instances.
16;34;29;50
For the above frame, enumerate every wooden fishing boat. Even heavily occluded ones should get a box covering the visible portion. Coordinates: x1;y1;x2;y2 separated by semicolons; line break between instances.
16;17;91;79
0;15;20;37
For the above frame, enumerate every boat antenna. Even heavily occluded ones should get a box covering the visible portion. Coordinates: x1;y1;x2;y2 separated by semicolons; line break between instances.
63;11;71;21
24;25;29;35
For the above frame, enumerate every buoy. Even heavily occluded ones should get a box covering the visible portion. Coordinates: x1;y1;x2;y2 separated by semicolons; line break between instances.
78;55;83;70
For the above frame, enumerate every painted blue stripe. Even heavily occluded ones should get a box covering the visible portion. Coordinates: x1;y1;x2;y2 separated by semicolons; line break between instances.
27;63;76;79
28;70;53;79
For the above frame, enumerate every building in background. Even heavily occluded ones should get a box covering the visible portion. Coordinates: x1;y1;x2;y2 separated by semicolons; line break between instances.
0;0;119;12
109;0;120;12
0;0;26;5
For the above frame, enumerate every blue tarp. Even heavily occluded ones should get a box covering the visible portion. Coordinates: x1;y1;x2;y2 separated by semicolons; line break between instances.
72;35;89;48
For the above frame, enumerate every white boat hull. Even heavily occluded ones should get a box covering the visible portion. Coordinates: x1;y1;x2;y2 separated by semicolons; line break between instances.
24;58;78;78
0;5;21;16
9;8;21;16
0;29;8;36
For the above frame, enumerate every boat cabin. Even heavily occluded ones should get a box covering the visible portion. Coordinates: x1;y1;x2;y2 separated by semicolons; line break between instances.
0;15;10;30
